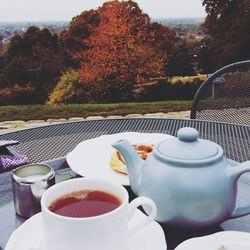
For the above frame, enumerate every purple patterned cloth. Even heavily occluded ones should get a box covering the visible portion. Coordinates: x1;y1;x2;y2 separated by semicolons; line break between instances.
0;140;29;171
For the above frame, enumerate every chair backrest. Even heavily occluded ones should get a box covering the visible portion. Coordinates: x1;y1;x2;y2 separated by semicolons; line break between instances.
190;60;250;125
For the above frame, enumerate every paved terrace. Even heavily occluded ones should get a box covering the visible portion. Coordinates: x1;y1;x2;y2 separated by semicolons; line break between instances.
0;111;190;134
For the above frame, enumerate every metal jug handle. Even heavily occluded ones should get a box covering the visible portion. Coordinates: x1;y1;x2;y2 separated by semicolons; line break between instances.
229;161;250;219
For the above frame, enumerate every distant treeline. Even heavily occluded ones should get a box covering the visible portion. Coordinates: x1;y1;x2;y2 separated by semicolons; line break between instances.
155;17;204;36
0;18;204;44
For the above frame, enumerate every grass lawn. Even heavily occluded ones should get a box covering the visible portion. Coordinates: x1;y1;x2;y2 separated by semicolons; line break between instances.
0;100;192;122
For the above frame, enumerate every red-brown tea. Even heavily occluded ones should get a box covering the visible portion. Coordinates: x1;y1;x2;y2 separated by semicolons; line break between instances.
48;190;121;218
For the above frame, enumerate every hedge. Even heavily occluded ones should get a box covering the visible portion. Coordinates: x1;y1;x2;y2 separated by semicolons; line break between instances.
134;75;207;101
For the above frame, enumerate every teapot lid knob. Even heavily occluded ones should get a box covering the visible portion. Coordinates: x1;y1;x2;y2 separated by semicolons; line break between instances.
156;126;221;162
177;127;199;142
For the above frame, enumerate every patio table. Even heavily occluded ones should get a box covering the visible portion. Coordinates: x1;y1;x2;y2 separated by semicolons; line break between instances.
0;118;250;250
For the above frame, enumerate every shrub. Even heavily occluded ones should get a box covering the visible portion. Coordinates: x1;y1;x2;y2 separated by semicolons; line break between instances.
0;83;36;105
135;75;207;101
48;73;207;104
48;69;136;104
47;69;84;104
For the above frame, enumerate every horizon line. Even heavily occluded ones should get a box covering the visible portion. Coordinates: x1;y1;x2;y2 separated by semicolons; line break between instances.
0;16;205;23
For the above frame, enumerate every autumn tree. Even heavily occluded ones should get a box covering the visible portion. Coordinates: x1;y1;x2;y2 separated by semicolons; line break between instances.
73;0;177;102
199;0;250;72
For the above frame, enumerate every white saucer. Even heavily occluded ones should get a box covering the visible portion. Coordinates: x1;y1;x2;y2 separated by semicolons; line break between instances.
5;209;167;250
66;132;173;186
175;231;250;250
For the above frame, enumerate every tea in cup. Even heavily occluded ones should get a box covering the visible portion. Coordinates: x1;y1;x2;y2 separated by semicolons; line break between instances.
41;178;157;250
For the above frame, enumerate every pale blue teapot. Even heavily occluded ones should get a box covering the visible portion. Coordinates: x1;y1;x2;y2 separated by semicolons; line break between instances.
112;127;250;229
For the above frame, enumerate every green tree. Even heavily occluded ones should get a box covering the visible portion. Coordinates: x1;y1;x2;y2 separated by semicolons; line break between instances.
60;10;100;68
0;34;3;54
199;0;250;72
167;39;196;76
0;27;63;103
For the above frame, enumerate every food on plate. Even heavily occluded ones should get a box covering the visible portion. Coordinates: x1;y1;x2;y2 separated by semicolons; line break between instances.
217;245;225;250
110;143;154;175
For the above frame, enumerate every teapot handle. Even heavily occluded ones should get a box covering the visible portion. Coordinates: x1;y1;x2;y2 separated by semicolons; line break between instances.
230;161;250;219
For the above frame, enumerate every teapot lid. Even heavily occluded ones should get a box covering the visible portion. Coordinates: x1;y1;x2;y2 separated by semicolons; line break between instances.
156;127;221;162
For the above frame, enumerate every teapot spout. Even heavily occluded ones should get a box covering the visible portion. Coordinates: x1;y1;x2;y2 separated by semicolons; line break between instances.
112;139;143;196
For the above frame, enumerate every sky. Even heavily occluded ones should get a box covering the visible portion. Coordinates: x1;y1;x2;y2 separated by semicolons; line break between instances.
0;0;206;22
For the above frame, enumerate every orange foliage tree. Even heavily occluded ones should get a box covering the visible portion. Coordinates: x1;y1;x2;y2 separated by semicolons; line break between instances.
73;0;177;102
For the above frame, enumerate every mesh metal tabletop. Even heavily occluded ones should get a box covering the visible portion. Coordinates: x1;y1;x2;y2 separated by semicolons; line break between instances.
0;118;249;163
0;118;250;250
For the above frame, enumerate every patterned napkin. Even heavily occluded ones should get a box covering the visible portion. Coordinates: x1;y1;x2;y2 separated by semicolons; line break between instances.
0;140;29;171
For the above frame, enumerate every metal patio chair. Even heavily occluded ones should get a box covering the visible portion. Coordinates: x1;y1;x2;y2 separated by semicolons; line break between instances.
190;60;250;125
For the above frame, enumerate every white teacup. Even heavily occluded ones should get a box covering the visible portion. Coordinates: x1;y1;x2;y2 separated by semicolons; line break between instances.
41;178;157;250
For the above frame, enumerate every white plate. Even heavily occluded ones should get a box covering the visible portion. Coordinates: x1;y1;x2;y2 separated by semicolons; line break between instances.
66;132;173;186
175;231;250;250
5;209;167;250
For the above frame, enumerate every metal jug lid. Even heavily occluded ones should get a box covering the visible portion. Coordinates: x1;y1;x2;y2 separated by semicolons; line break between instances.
156;127;219;161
